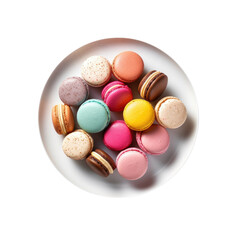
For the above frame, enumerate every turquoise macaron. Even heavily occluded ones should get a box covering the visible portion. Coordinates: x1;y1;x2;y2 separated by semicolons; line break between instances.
77;99;111;133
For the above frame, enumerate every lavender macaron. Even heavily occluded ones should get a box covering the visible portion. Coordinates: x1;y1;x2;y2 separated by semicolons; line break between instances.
59;77;89;106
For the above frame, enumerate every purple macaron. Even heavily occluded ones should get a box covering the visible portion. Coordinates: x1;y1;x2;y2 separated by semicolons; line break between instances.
59;77;89;106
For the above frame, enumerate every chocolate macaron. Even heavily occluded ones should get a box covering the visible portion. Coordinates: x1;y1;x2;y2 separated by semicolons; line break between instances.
138;70;168;101
86;149;116;177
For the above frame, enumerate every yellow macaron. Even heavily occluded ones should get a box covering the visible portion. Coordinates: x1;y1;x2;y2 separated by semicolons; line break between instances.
123;99;155;131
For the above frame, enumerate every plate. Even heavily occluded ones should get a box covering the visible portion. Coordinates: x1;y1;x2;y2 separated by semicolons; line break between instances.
39;38;198;197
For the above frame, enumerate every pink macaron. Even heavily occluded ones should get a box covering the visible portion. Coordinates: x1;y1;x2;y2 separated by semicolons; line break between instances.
116;147;148;180
136;124;170;155
104;120;132;151
101;81;133;112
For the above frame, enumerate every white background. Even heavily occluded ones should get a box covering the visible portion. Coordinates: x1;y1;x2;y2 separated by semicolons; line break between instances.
1;0;239;239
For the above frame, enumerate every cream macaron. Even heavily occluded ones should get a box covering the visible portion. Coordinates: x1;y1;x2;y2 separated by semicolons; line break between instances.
80;56;111;87
62;129;94;160
155;96;187;129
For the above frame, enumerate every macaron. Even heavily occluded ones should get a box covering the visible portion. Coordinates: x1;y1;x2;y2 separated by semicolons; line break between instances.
59;76;89;106
104;120;132;151
77;99;111;133
138;70;168;101
81;56;111;87
136;124;170;155
116;148;148;180
123;99;155;131
86;149;116;177
51;104;74;135
155;96;187;129
101;81;133;112
112;51;144;83
62;129;94;160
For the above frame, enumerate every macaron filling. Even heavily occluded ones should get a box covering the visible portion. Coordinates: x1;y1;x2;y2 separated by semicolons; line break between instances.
103;84;124;101
91;151;113;174
58;104;67;135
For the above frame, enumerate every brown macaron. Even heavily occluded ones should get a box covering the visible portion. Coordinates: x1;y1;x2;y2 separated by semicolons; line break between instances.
86;149;116;177
138;70;168;101
52;104;75;135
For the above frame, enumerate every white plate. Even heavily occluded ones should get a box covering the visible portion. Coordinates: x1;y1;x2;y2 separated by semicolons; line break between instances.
39;38;199;197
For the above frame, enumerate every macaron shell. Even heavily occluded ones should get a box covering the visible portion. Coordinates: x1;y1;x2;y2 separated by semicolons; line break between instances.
77;99;110;133
62;130;93;160
52;105;63;134
123;99;155;131
59;77;89;106
155;96;187;129
136;124;170;155
104;85;133;112
112;51;144;82
81;56;111;87
104;120;132;151
116;148;148;180
75;129;94;151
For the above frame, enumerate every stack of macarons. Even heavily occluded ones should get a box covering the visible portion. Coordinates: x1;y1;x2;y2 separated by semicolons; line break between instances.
51;51;187;181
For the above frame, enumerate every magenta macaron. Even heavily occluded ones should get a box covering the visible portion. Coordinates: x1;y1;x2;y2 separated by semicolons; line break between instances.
116;147;148;180
101;81;133;112
136;124;170;155
104;120;132;151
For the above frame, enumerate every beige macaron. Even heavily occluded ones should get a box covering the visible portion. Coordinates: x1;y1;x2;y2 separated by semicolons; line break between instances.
80;56;111;87
155;96;187;129
62;129;94;160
